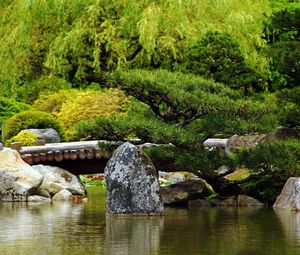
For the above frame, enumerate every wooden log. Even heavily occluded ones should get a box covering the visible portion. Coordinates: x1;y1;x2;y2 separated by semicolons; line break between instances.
86;149;94;159
63;150;70;160
103;151;112;159
22;154;33;165
94;149;103;159
40;153;47;161
19;140;118;154
70;150;78;160
79;149;86;160
33;154;41;163
203;139;228;149
54;150;63;162
10;142;22;152
47;151;54;161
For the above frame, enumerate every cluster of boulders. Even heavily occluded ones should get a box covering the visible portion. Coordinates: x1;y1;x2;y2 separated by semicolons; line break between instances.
0;148;86;203
104;142;267;216
0;140;297;215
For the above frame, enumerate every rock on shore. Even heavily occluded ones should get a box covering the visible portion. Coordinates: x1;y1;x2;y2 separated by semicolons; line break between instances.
0;148;86;202
273;177;300;210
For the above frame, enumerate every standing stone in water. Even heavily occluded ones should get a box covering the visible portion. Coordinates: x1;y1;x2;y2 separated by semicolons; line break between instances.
105;142;164;215
0;142;3;151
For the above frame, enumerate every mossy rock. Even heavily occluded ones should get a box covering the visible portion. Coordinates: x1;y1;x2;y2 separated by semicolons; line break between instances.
224;168;250;181
6;130;39;146
3;110;66;142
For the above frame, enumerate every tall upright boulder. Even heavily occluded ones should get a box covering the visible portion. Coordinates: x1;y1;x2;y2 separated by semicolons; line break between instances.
105;142;164;215
273;177;300;210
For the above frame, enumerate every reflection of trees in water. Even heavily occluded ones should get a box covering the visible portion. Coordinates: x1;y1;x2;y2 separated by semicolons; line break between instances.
104;216;164;255
0;196;106;254
159;207;290;255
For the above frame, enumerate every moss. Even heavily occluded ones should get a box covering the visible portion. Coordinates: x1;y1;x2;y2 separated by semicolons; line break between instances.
225;167;251;181
6;130;39;146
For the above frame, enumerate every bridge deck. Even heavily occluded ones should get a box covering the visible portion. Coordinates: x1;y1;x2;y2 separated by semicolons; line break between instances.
17;140;117;174
15;140;186;175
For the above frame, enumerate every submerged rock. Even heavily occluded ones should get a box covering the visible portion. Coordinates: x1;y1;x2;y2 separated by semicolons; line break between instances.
52;189;72;201
220;195;264;207
220;197;237;206
105;142;164;215
237;195;264;206
32;165;86;197
27;195;51;203
160;179;210;206
188;199;211;208
273;177;300;211
0;148;44;202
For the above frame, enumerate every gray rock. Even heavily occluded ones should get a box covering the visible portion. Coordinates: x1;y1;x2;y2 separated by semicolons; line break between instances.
227;127;299;153
32;165;86;196
24;128;60;143
35;189;51;199
188;199;211;208
0;142;3;151
27;195;51;203
211;198;222;206
237;195;264;206
168;173;185;183
160;179;210;206
0;148;44;202
226;134;266;152
105;142;164;215
273;177;300;210
52;189;72;201
220;197;237;206
215;165;231;177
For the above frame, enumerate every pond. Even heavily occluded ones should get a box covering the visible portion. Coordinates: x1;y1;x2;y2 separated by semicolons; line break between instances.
0;186;300;255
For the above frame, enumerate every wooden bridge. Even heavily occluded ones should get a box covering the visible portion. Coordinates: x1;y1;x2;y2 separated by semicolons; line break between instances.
12;138;225;175
17;140;118;175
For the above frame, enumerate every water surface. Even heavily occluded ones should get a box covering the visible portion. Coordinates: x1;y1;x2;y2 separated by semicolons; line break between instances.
0;187;300;255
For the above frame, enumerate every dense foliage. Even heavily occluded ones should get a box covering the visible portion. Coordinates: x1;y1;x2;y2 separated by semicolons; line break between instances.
0;0;270;100
0;97;31;141
234;139;300;203
0;97;31;123
3;110;66;142
33;88;130;139
183;31;267;93
0;0;299;203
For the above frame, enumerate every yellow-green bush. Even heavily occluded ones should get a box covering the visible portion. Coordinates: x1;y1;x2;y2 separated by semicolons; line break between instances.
6;131;39;146
33;90;75;116
33;88;130;130
3;110;66;142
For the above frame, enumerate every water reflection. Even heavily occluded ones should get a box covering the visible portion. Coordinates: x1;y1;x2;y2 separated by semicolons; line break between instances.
275;209;300;240
2;188;300;255
104;216;164;255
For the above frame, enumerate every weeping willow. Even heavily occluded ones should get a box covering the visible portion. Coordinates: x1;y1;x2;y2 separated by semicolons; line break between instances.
0;0;273;98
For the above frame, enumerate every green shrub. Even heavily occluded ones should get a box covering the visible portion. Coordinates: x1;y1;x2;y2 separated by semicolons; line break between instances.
183;31;267;93
33;88;130;140
0;97;31;123
234;139;300;203
6;130;39;146
277;87;300;135
3;110;66;142
0;97;31;141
